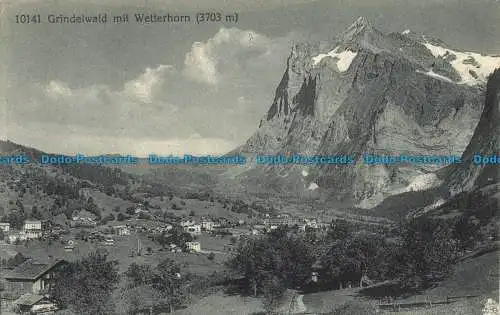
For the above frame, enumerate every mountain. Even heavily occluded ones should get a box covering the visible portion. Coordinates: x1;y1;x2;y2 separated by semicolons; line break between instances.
445;68;500;194
224;17;500;208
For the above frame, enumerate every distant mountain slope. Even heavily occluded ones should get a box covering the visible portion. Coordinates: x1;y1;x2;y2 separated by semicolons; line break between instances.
0;140;133;187
224;17;499;208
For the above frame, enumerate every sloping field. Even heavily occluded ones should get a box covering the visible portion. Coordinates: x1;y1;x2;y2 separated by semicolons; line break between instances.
173;292;264;315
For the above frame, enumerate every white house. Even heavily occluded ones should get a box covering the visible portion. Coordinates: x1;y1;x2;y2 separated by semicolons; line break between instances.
185;241;201;252
113;225;131;236
0;222;10;232
304;218;319;229
24;220;42;231
24;221;42;239
184;224;201;236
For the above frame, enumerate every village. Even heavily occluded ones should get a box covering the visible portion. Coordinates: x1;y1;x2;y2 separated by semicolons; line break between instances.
0;202;325;314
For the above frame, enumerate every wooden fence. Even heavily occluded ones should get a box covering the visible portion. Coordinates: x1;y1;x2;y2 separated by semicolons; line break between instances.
377;295;479;311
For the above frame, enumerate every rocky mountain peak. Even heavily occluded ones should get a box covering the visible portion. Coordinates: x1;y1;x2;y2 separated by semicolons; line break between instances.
233;17;494;206
339;16;375;42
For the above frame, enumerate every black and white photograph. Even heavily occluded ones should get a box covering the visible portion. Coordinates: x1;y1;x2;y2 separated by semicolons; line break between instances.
0;0;499;314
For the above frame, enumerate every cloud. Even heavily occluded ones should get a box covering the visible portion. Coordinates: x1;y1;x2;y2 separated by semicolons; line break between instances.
45;81;73;98
123;65;173;103
183;27;291;86
183;42;219;85
45;64;173;105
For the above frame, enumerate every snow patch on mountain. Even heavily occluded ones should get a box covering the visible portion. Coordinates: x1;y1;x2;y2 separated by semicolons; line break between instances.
356;192;387;209
404;173;442;192
406;198;447;219
307;182;319;190
424;42;500;85
416;69;454;83
401;29;411;35
311;47;358;72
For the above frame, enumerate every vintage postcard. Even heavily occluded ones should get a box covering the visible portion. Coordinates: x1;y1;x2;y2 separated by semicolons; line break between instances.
0;0;499;314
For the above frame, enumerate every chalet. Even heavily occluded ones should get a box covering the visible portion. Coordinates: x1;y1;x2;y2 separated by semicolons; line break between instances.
0;222;10;232
24;220;42;239
113;225;131;236
263;216;301;227
4;258;67;295
24;220;42;231
13;293;58;314
184;224;201;236
185;241;201;252
70;216;97;228
304;218;319;229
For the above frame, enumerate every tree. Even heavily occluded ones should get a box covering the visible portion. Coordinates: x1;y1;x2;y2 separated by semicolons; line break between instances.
262;276;287;313
31;206;43;220
50;250;119;314
125;263;155;288
226;228;315;297
16;199;24;213
7;253;26;268
0;229;4;241
152;258;186;313
122;260;186;314
396;219;460;290
101;213;115;225
117;213;127;221
207;252;215;261
85;197;101;219
3;211;26;230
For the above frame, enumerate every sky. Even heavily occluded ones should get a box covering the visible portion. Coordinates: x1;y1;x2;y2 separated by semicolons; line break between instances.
1;0;499;156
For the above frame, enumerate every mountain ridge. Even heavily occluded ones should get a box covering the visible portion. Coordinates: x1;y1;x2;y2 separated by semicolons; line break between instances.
222;17;499;208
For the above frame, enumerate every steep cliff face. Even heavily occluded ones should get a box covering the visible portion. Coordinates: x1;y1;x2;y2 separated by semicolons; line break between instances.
231;17;500;207
445;68;500;194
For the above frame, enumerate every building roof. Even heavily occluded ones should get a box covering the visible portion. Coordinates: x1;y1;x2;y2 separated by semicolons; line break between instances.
5;258;66;281
15;293;47;306
24;220;42;224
